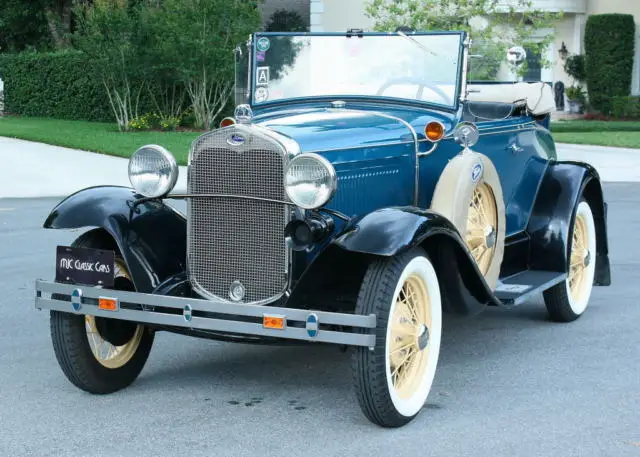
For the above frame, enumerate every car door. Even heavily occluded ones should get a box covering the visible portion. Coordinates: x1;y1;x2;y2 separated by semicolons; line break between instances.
473;118;544;236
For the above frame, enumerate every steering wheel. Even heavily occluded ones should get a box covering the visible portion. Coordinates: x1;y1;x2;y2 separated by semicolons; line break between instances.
376;77;453;106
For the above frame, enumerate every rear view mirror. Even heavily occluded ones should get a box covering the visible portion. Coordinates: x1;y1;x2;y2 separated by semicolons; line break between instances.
507;46;527;66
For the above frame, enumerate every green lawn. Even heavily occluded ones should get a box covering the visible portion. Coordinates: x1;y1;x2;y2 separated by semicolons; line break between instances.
550;120;640;133
553;132;640;149
0;116;200;164
550;119;640;148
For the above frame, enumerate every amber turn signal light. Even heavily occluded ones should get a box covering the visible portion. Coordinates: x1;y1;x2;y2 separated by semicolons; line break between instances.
425;121;445;142
263;314;286;330
220;117;236;128
98;297;118;312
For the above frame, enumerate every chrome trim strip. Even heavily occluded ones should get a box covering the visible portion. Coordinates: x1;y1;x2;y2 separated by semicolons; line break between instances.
169;193;292;205
460;35;471;103
417;141;439;157
478;127;536;137
303;139;416;155
35;280;376;348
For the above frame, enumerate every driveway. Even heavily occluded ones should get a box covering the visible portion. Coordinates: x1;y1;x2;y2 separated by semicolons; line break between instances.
1;184;638;457
0;137;187;199
0;138;638;199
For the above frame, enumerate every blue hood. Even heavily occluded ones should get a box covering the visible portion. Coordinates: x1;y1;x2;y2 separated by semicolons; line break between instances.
254;105;454;153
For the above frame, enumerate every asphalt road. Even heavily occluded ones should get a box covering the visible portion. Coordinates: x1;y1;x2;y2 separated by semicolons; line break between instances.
0;185;638;457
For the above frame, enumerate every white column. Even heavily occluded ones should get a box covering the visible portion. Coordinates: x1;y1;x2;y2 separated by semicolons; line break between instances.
632;28;640;96
573;14;584;54
542;40;555;83
310;0;324;32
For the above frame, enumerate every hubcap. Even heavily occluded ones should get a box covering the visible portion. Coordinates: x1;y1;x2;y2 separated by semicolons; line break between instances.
568;213;590;303
466;183;498;275
85;260;144;369
388;274;431;399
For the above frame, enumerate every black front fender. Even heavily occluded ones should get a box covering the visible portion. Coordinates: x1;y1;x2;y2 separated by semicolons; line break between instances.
332;207;499;314
44;186;187;293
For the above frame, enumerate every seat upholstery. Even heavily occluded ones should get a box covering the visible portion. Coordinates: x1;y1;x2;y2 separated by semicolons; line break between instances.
466;82;555;116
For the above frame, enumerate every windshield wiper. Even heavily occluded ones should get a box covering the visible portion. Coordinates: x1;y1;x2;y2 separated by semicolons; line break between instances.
396;30;440;57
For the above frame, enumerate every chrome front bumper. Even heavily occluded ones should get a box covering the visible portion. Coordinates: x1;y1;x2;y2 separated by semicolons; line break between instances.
35;280;376;348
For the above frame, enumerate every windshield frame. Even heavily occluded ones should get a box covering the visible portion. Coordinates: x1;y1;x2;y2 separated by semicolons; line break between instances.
247;31;468;113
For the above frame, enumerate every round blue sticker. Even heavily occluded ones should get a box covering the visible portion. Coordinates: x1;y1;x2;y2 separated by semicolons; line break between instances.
257;37;270;52
471;162;483;183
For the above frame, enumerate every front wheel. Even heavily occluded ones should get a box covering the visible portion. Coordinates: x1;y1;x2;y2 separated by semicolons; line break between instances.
50;230;154;394
352;247;442;427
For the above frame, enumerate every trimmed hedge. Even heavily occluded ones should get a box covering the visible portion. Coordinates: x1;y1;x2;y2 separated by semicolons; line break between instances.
584;14;636;115
611;96;640;119
0;51;114;121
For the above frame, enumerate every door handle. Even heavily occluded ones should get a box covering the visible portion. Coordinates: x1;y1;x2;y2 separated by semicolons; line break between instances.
508;143;524;154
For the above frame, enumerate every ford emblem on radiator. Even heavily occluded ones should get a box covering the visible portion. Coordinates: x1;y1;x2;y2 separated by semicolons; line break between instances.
227;134;246;146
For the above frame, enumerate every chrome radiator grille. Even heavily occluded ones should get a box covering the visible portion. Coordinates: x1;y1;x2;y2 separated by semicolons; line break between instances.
188;128;289;303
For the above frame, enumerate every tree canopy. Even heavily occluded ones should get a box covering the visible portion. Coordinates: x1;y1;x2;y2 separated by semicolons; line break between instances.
365;0;562;81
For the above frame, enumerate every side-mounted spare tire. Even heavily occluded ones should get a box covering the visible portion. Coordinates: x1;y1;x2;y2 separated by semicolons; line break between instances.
430;150;506;291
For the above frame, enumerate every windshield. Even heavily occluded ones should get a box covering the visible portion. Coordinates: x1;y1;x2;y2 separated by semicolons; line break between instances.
239;32;465;110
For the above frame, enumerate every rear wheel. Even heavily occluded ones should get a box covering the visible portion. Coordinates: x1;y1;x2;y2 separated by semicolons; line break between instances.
352;248;442;427
50;230;154;394
543;200;597;322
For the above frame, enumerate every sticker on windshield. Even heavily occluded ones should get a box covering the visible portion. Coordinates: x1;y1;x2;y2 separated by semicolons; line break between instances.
256;67;270;86
257;37;271;52
255;87;269;103
256;50;266;62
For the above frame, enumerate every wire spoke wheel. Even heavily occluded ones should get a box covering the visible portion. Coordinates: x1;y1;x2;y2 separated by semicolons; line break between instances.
567;209;589;303
543;200;597;322
86;259;144;369
353;249;442;427
85;315;144;369
465;183;498;275
388;274;431;399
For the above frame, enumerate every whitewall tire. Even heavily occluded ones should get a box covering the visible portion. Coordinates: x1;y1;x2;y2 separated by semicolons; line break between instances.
543;200;597;321
353;247;442;427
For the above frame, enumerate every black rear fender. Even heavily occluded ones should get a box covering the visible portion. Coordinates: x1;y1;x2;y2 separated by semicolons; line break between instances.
528;161;610;286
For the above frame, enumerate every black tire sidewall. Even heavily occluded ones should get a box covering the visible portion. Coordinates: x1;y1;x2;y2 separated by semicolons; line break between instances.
49;229;154;393
353;247;440;427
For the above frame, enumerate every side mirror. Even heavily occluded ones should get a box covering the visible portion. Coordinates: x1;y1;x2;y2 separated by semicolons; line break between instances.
507;46;527;67
453;122;480;149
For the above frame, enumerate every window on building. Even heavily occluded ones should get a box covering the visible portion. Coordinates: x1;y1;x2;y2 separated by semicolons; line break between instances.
523;46;542;82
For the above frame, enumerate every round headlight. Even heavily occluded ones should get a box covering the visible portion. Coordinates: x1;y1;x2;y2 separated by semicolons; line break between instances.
128;145;178;198
285;153;337;209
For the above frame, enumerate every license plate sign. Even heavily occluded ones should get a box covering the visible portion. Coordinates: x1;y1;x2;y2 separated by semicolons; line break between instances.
55;246;115;287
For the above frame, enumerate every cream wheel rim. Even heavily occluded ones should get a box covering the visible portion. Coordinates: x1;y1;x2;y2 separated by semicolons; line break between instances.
85;260;144;369
568;212;589;303
388;274;431;399
466;183;498;275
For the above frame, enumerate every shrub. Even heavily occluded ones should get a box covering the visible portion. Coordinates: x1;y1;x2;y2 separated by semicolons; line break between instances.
585;14;636;115
159;115;180;131
565;86;586;102
564;54;586;83
0;51;114;121
127;115;150;131
611;96;640;119
266;9;309;32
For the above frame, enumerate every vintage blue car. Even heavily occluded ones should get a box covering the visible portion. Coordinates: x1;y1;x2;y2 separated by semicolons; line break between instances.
35;30;610;427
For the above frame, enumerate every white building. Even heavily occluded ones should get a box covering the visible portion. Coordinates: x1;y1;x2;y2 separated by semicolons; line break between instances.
303;0;640;95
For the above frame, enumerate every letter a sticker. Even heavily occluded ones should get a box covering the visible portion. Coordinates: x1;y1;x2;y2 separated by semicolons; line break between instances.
256;67;270;86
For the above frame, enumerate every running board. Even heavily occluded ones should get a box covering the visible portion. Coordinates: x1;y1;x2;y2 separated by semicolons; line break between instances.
495;270;567;306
